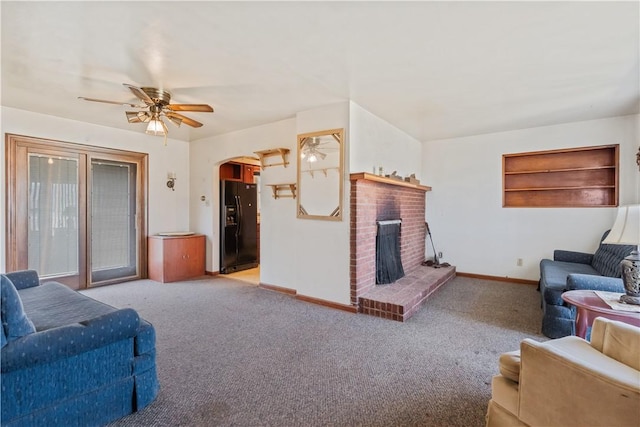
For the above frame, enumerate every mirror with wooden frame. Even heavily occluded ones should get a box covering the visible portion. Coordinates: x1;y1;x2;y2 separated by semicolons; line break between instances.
297;128;344;221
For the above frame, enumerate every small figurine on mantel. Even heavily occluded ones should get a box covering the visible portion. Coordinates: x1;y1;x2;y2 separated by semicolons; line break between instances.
385;171;403;181
404;174;420;185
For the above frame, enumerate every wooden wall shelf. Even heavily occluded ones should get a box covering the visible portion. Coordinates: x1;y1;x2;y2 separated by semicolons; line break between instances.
254;148;290;169
503;145;619;208
267;183;296;199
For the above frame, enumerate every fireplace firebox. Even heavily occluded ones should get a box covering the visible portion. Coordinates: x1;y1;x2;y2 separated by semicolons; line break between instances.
376;220;404;284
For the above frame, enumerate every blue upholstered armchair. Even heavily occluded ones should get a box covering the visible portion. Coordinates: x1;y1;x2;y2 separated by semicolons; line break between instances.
539;231;635;338
1;270;159;426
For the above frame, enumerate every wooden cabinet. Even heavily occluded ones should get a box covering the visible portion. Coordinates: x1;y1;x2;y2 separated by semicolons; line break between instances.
220;162;242;181
243;164;257;183
503;145;618;208
220;162;258;183
148;234;205;283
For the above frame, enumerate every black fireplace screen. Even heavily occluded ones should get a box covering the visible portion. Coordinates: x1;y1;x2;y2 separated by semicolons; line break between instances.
376;220;405;284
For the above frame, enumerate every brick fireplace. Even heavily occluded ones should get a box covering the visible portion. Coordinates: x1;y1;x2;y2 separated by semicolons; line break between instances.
350;173;455;321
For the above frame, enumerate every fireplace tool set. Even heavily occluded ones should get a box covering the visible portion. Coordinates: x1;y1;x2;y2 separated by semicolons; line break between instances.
423;222;451;268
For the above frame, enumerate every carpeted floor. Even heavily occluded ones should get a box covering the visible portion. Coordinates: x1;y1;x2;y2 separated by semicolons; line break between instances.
82;274;544;427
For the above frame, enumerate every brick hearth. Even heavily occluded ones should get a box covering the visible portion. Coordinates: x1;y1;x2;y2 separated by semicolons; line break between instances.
359;265;455;321
350;173;455;321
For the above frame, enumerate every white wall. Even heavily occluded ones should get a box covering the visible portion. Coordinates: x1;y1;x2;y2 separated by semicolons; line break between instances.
349;102;423;179
295;103;351;303
0;107;191;272
422;114;640;281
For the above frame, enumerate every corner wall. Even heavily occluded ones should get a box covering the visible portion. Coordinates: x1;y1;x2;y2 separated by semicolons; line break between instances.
349;103;423;179
422;114;640;281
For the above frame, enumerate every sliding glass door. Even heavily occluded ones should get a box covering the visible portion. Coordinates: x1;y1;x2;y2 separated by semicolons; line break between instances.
90;159;138;283
6;135;147;289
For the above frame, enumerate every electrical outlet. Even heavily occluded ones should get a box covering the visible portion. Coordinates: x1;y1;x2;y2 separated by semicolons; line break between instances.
438;251;443;259
517;258;523;267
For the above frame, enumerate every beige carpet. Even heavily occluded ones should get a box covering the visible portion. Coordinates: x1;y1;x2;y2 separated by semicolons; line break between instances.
81;275;544;427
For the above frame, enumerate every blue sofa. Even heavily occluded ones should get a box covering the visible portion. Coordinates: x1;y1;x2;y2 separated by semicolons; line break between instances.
539;230;635;338
1;270;159;426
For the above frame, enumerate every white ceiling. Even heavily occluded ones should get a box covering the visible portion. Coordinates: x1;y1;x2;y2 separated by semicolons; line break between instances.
1;1;639;143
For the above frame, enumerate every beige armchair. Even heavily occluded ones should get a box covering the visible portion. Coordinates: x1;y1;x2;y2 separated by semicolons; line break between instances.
486;317;640;427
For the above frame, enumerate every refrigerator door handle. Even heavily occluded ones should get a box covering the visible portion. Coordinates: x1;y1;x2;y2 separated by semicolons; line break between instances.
235;195;242;237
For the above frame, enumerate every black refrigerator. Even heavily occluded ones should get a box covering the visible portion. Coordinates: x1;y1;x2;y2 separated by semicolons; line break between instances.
220;180;258;273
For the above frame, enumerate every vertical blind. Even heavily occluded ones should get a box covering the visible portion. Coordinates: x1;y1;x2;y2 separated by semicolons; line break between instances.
91;161;136;276
28;155;79;277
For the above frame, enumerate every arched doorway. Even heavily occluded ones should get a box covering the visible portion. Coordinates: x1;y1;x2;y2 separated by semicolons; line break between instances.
218;156;261;285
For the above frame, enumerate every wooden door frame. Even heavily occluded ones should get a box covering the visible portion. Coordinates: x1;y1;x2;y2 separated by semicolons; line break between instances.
5;134;148;288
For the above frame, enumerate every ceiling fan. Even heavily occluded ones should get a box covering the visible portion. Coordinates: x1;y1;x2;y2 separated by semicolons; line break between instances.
78;83;213;143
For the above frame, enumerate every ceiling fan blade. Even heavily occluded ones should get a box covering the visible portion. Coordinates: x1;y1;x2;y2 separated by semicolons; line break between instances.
164;114;182;127
166;112;203;128
167;104;214;113
78;96;141;108
123;83;154;105
126;111;151;123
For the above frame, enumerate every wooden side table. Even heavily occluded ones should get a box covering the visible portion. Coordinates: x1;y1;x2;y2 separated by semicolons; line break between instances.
561;290;640;338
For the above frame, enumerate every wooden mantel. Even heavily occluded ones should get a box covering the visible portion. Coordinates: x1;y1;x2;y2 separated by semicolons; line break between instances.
350;172;432;192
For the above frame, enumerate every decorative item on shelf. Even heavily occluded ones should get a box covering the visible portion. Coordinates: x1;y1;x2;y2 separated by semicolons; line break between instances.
404;174;420;185
602;204;640;305
385;171;403;181
166;172;176;191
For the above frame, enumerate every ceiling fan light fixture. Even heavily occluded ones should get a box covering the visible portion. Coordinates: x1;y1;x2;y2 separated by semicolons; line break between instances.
79;83;213;143
126;111;151;123
146;118;165;136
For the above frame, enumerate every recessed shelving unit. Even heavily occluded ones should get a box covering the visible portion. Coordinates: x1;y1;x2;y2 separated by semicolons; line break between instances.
254;148;290;169
267;183;296;199
502;145;619;208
